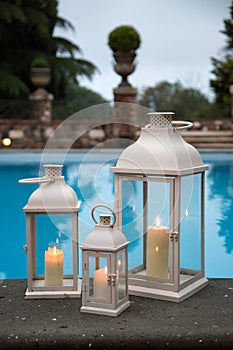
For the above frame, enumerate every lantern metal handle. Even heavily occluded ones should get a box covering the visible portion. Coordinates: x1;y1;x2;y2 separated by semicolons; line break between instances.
19;177;53;184
91;204;116;226
172;121;193;130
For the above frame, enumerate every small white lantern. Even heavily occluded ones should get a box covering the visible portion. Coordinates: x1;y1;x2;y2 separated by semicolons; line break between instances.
81;205;130;316
111;112;209;302
19;164;81;299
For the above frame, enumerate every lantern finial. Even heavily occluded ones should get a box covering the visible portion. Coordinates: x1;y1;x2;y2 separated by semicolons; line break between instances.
100;214;111;226
44;164;62;178
147;112;174;128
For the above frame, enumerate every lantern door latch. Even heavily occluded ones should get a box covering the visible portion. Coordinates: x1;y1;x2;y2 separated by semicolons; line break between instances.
83;262;88;270
170;232;179;242
108;274;117;286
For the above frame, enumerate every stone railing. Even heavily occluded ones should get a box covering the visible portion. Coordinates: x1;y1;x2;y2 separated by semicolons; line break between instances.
0;118;232;150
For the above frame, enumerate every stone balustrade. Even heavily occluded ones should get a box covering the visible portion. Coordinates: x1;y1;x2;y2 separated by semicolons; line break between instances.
0;118;232;149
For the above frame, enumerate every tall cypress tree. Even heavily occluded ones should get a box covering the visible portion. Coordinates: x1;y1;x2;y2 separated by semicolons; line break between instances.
210;1;233;118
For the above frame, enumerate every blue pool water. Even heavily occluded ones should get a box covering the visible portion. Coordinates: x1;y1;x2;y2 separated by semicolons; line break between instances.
0;150;233;280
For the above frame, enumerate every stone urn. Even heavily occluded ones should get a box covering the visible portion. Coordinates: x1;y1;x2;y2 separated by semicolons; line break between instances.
108;25;141;88
30;67;51;88
29;57;53;121
113;51;136;87
30;57;51;88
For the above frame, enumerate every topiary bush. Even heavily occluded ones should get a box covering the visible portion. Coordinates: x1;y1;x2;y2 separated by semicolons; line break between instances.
31;57;49;68
108;25;141;52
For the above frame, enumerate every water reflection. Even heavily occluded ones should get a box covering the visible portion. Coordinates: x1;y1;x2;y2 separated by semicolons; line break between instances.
63;158;117;243
206;161;233;254
1;152;233;279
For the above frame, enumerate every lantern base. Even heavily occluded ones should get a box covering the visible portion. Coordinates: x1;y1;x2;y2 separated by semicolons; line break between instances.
80;300;130;317
24;278;82;299
128;277;208;302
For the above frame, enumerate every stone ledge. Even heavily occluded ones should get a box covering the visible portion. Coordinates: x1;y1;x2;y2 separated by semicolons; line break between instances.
0;279;232;349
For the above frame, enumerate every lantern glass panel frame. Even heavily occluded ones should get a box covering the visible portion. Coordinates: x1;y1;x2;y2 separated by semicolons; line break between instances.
179;173;203;285
24;207;81;299
118;174;175;284
82;247;129;310
112;168;207;301
116;249;127;302
85;251;111;303
34;214;74;278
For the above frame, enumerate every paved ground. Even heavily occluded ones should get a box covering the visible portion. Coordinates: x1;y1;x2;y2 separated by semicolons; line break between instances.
0;279;233;349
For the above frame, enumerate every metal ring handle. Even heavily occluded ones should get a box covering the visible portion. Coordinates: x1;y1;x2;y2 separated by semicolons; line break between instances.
91;204;116;226
172;121;193;130
19;177;52;184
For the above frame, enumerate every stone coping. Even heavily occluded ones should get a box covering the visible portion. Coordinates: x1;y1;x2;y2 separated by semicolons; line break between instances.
0;279;233;349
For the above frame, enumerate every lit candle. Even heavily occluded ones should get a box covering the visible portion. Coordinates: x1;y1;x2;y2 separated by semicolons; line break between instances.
44;246;64;286
146;217;169;278
93;267;108;298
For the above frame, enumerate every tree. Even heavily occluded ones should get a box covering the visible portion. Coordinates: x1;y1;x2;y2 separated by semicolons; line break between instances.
53;82;107;119
0;0;97;99
210;1;233;118
139;81;181;111
138;80;215;120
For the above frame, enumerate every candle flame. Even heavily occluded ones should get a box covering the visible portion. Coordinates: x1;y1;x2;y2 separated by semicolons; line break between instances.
185;209;189;217
156;216;161;227
155;246;159;253
104;266;108;274
53;246;57;256
118;259;122;267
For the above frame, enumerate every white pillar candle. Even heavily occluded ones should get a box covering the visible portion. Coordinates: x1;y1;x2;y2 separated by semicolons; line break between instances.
44;246;64;286
146;222;169;278
93;267;108;299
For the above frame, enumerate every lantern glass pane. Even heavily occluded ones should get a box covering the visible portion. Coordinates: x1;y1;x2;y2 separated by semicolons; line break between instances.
121;176;172;280
146;179;171;279
148;180;171;227
116;249;126;302
88;254;110;301
121;178;144;272
180;174;202;283
35;214;74;284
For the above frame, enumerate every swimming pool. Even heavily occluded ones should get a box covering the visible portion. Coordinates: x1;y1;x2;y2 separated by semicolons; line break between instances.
0;150;233;280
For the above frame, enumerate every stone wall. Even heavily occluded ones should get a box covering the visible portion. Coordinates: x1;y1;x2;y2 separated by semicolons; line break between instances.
0;119;140;149
0;118;232;150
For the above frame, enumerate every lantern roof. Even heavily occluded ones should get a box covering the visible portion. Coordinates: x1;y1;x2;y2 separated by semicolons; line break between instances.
111;112;208;176
19;165;80;213
82;210;129;251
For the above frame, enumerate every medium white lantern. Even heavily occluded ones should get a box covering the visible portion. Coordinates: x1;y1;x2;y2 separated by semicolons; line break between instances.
19;164;81;299
81;205;130;316
111;112;209;302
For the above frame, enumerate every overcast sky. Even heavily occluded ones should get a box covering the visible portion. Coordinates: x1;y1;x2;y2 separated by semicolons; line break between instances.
55;0;232;101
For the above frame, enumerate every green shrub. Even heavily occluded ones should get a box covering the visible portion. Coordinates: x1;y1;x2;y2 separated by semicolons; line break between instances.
31;57;49;68
108;25;141;52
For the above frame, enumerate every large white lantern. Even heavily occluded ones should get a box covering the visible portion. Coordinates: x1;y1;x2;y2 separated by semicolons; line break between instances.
111;112;209;302
19;164;81;299
81;205;130;316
